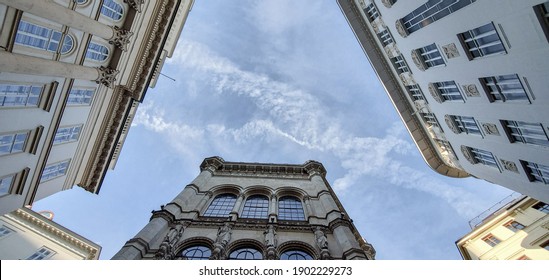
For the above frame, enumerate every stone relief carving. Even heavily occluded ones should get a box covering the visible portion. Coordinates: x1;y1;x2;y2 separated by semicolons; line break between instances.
313;227;331;260
482;123;500;136
109;26;133;51
395;19;408;38
381;0;394;8
500;159;519;173
411;49;426;71
154;223;185;260
444;115;460;134
364;243;376;260
211;222;232;259
264;225;277;248
460;145;476;164
462;84;480;97
428;83;443;103
358;0;367;9
442;43;460;59
124;0;145;12
95;66;119;88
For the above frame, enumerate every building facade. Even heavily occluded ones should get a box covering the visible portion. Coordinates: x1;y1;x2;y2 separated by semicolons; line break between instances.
338;0;549;202
112;157;375;260
0;0;194;215
456;195;549;260
0;207;101;259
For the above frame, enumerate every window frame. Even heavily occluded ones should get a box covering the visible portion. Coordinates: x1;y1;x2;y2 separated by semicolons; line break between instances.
481;234;501;247
40;159;70;183
458;22;507;60
85;42;110;62
27;247;55;260
241;195;269;219
100;0;124;21
364;2;380;22
53;124;83;145
469;147;499;169
503;220;525;232
15;20;74;55
501;120;549;147
67;87;95;106
479;74;529;103
280;249;314;260
415;43;446;70
532;202;549;214
203;193;237;218
228;247;263;260
278;196;306;221
390;54;410;74
452;115;482;135
533;2;549;43
521;160;549;184
180;245;212;260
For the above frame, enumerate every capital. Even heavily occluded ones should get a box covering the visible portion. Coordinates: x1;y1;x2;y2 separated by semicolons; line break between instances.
109;26;133;51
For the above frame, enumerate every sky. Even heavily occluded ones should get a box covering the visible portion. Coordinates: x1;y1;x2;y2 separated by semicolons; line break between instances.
33;0;514;260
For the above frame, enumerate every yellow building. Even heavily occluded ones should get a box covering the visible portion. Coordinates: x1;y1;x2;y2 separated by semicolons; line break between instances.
0;207;100;259
0;0;194;215
456;195;549;260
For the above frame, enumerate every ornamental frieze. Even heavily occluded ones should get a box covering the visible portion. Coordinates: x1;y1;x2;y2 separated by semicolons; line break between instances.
442;43;460;59
500;159;519;173
482;123;500;135
462;84;480;97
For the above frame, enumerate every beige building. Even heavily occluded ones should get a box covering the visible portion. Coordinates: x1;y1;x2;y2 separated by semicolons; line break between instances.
456;195;549;260
112;157;375;260
0;0;194;215
0;207;101;259
337;0;549;202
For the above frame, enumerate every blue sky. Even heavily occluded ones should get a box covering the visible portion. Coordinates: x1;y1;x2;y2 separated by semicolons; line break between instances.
33;0;514;260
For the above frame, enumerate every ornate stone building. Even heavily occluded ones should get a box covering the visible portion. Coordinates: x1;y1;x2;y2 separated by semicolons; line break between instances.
338;0;549;202
112;157;375;260
0;0;194;215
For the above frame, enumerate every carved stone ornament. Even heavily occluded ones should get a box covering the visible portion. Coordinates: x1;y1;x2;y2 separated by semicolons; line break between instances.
442;43;460;59
482;123;500;135
428;83;443;103
411;49;427;71
264;225;277;248
371;20;380;34
109;26;134;51
211;223;233;260
364;243;376;260
95;66;119;88
500;159;519;173
124;0;145;12
460;145;477;164
444;115;460;134
462;84;480;97
381;0;394;8
395;19;409;38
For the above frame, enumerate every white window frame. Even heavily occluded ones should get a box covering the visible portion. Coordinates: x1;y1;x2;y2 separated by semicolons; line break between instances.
480;74;528;102
458;22;506;59
67;87;95;106
53;125;82;145
401;0;477;35
418;43;445;68
470;147;498;168
502;120;549;147
85;42;109;62
101;0;124;21
27;247;55;260
0;131;29;156
452;115;481;135
0;83;43;108
40;159;70;182
435;81;463;102
15;20;73;54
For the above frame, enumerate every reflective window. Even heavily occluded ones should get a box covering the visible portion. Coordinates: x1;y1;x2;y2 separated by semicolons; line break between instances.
390;55;410;74
458;22;506;59
452;115;481;135
101;0;124;21
401;0;476;35
229;248;262;260
504;221;525;232
0;84;42;107
480;74;528;102
53;125;82;145
86;42;109;62
533;202;549;213
278;196;305;221
482;234;500;247
67;88;94;106
180;245;211;260
27;247;54;260
377;29;394;47
40;160;70;182
534;2;549;43
420;113;442;130
522;161;549;184
15;21;73;54
204;194;237;217
406;85;425;101
364;3;379;22
435;81;463;101
469;147;498;168
0;131;28;155
0;174;15;195
417;43;445;68
0;226;14;237
502;120;549;147
241;195;269;219
280;250;313;260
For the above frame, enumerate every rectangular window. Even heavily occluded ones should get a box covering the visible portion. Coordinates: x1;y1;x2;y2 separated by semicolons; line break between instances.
0;174;15;196
40;160;70;182
541;240;549;251
391;55;410;74
458;22;506;60
521;161;549;184
401;0;476;35
504;221;525;232
470;147;498;168
67;88;94;106
0;131;29;156
479;74;528;102
420;113;441;130
0;226;13;238
482;234;500;247
0;83;43;108
364;3;379;22
15;20;62;52
417;43;445;68
377;29;394;47
53;125;82;145
532;202;549;214
27;247;54;260
452;115;481;135
435;81;463;101
502;120;549;147
406;85;425;101
533;2;549;43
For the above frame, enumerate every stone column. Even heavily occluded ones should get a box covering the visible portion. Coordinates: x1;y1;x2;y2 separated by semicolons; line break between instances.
0;0;132;50
268;195;277;222
0;51;118;87
231;194;244;218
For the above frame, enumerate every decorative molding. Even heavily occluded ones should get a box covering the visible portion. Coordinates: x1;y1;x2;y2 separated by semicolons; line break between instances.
428;83;443;103
357;0;367;9
462;84;480;97
411;49;426;71
482;123;500;135
109;26;133;51
363;243;376;260
95;66;119;88
442;43;460;59
461;145;476;164
500;159;519;173
381;0;394;8
124;0;145;12
395;19;408;38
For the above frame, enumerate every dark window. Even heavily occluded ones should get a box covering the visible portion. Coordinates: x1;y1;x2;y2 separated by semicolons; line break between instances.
458;22;506;60
364;3;379;22
504;221;525;232
417;43;445;68
533;2;549;43
180;245;211;260
241;195;269;219
280;250;313;260
521;161;549;184
482;234;500;247
533;202;549;214
501;120;549;147
278;196;305;221
229;248;262;260
204;194;237;217
400;0;476;35
390;55;410;74
406;85;426;101
451;115;481;135
479;74;528;102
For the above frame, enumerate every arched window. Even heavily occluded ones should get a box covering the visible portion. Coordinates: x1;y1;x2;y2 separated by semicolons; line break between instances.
85;42;109;62
241;195;269;219
15;21;74;54
229;248;262;260
278;196;305;221
180;245;211;260
101;0;124;21
204;194;237;217
280;249;313;260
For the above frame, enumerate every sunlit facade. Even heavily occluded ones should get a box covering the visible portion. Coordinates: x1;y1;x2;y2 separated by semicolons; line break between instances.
112;157;375;260
338;0;549;202
0;0;194;215
456;195;549;260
